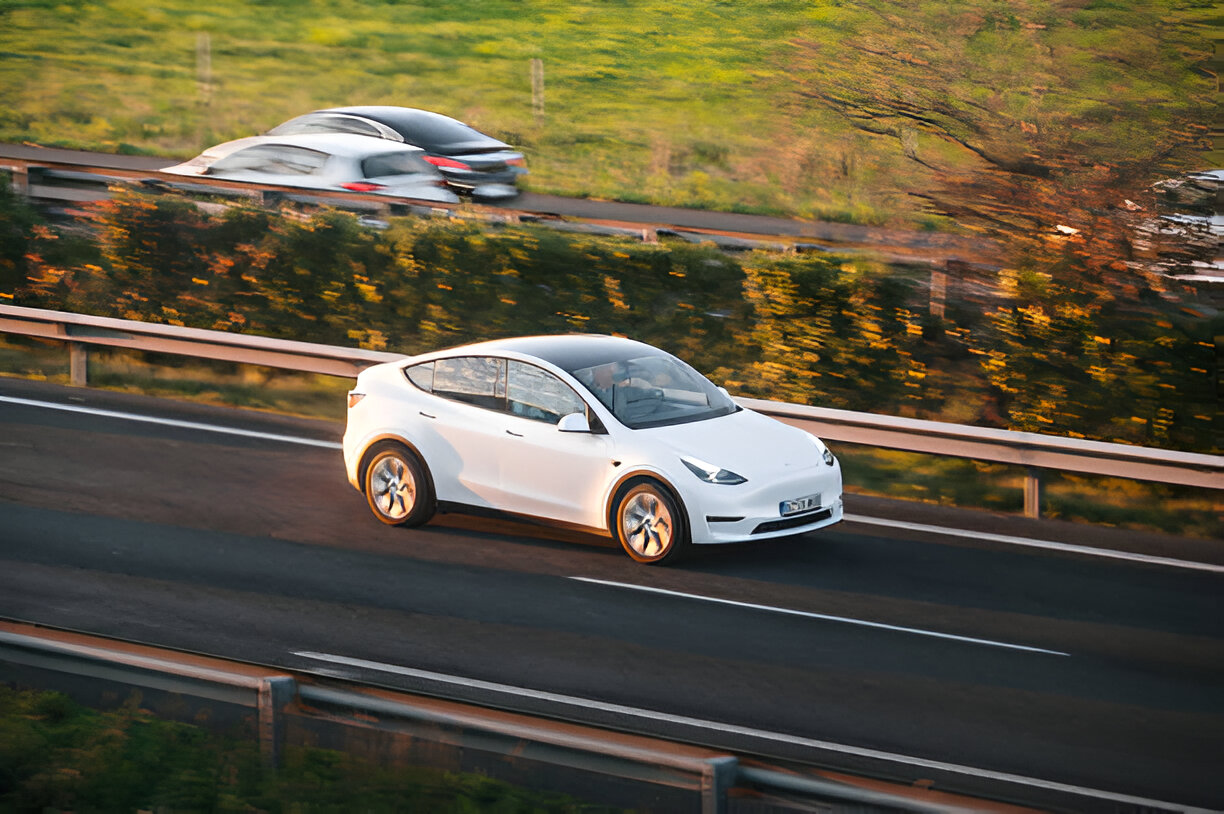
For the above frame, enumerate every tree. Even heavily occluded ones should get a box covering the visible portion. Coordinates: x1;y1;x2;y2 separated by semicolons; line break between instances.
787;0;1215;272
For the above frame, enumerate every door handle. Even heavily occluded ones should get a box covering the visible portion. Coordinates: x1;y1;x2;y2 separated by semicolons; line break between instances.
505;429;524;437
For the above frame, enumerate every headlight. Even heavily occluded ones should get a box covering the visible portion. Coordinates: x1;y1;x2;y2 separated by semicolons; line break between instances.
681;455;747;485
807;433;836;466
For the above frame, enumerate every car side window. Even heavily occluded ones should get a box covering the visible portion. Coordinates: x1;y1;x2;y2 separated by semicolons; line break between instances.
210;144;328;176
507;361;587;425
431;356;505;410
404;361;434;392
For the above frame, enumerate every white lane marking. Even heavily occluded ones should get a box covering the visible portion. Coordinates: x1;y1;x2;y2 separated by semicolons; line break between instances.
845;514;1224;575
0;395;341;449
292;650;1211;813
571;577;1069;656
5;394;1220;576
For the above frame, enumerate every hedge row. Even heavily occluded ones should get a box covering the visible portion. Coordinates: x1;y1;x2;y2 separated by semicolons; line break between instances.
2;182;1217;453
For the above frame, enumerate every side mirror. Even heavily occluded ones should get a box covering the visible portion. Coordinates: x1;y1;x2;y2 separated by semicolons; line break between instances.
557;412;591;433
717;386;730;397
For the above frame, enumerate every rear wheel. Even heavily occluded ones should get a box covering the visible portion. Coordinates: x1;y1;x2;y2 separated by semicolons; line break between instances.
363;443;435;527
614;480;689;564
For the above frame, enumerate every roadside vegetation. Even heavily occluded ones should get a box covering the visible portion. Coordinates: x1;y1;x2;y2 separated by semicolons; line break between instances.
0;0;1215;228
0;685;615;812
0;2;1217;535
1;182;1218;537
7;186;1216;454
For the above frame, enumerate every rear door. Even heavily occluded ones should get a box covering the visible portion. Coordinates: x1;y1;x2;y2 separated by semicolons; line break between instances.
408;356;507;507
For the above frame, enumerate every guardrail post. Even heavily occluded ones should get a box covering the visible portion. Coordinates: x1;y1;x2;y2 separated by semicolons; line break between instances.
929;268;947;318
3;165;29;197
69;342;89;386
701;756;737;814
258;676;296;769
1024;467;1043;519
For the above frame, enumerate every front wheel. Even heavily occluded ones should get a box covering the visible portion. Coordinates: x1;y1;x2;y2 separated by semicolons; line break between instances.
363;444;435;527
614;480;689;564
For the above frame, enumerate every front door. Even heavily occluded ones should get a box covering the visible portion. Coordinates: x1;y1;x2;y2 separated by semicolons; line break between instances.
496;361;614;528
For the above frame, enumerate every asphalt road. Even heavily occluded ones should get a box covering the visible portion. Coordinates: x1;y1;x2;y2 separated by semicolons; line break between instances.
1;377;1221;811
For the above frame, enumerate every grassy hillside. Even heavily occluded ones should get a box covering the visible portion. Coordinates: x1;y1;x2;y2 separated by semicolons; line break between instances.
0;0;1215;227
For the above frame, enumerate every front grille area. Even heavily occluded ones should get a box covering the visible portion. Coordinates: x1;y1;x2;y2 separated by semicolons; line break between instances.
706;516;745;523
752;508;833;535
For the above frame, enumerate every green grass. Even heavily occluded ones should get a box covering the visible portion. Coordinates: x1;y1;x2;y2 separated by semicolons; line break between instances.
0;335;351;421
0;0;1214;225
837;444;1223;540
3;335;1216;539
0;685;619;813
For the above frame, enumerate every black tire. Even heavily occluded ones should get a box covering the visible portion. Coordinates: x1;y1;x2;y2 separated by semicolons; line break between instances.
362;442;435;527
613;479;690;564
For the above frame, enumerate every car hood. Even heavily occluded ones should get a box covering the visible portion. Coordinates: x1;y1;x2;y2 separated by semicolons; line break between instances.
637;408;823;479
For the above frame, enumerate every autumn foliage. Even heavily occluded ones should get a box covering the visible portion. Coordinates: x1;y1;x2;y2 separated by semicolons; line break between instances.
9;188;1217;454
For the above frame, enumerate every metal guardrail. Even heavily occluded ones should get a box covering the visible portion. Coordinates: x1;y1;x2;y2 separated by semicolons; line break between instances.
0;624;956;814
0;302;401;380
1;303;1221;519
0;157;999;261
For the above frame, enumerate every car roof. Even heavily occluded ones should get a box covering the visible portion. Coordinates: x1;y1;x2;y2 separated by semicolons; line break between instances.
321;106;465;126
314;106;511;152
422;334;669;373
234;132;428;159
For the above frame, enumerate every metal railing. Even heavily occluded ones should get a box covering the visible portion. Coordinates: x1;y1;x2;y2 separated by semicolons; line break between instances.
1;154;1000;263
0;622;956;814
1;303;1221;519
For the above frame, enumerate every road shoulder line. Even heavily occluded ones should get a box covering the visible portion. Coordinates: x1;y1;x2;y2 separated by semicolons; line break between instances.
4;393;1217;573
292;650;1213;814
845;513;1223;573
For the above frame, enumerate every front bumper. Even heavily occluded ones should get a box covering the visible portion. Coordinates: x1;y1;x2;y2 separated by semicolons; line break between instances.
685;463;843;544
696;499;843;543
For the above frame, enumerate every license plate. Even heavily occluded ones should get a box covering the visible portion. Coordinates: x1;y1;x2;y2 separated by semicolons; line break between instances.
779;493;821;517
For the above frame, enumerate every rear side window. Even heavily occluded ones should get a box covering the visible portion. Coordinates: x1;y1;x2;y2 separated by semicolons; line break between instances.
362;151;435;178
404;361;434;392
210;145;328;176
430;356;506;410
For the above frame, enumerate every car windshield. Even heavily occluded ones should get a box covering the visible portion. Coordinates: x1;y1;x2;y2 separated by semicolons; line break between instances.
569;353;737;429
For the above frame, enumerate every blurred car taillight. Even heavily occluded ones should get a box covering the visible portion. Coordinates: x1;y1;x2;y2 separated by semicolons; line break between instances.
423;155;471;171
341;182;385;192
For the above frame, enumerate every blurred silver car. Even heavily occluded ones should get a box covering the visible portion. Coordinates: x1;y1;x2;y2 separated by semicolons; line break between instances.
161;133;460;204
267;107;526;199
